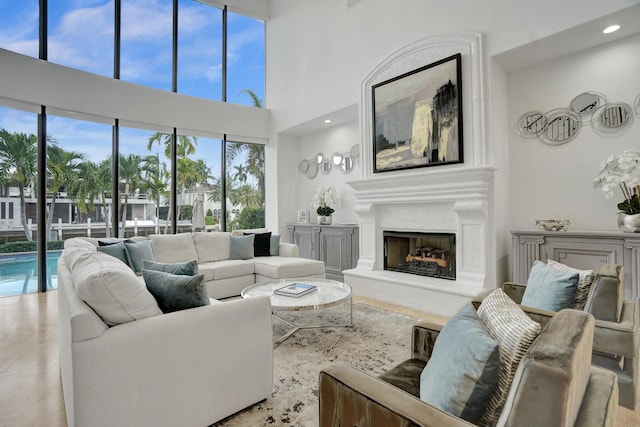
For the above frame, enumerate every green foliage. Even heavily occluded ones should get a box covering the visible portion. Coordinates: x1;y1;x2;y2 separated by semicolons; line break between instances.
0;240;64;253
237;206;265;230
316;206;335;216
178;205;193;220
205;216;215;226
618;194;640;215
206;208;213;217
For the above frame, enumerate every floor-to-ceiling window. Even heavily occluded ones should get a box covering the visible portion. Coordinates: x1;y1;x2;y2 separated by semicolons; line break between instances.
0;1;266;296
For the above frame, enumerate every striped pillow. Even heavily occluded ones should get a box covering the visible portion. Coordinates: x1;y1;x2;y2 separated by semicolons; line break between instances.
546;259;594;310
477;288;541;425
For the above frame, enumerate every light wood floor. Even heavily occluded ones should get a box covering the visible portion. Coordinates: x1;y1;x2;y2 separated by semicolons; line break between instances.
1;292;639;427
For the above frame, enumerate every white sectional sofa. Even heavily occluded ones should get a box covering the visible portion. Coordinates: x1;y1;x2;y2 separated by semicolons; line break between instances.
58;237;274;427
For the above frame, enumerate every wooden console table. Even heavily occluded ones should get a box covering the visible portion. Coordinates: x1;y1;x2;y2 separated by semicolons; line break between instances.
512;229;640;299
287;224;359;281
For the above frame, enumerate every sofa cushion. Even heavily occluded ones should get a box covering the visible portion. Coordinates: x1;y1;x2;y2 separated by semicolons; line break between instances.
67;249;162;325
244;231;272;257
143;259;199;276
420;303;501;424
97;241;131;267
546;259;594;310
148;233;198;263
584;264;624;322
143;269;209;313
252;256;325;279
198;260;255;281
192;232;231;263
477;288;541;426
521;260;578;311
270;234;280;256
230;234;255;260
124;240;156;275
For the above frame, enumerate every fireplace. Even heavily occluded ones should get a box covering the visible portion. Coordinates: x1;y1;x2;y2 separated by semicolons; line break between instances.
384;231;456;280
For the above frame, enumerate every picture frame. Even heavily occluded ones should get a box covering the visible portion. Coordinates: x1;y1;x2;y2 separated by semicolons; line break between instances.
297;209;309;224
372;53;463;173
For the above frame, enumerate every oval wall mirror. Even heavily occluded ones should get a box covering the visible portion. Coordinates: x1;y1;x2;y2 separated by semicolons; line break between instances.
339;155;354;174
315;153;324;165
332;151;343;166
299;159;309;173
516;111;547;137
569;91;606;119
539;109;581;145
592;102;633;131
307;161;318;179
321;158;332;174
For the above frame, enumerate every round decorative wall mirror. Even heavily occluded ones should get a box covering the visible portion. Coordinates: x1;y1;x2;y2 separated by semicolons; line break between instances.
306;160;318;179
298;159;309;173
315;153;325;165
321;158;332;174
338;155;354;173
569;91;606;120
332;151;343;166
592;102;633;132
516;111;547;137
539;109;581;145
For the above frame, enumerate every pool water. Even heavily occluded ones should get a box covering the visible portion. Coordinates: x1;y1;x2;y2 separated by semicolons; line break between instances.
0;251;61;297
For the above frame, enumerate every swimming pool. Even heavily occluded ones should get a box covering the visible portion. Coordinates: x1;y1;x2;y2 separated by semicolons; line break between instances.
0;250;61;297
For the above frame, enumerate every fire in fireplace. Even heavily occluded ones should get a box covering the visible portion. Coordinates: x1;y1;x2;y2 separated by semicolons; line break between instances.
383;231;456;280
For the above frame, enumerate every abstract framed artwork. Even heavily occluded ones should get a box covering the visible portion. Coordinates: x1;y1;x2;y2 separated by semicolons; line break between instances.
372;53;463;173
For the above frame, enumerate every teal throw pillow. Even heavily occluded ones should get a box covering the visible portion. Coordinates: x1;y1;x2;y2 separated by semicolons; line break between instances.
244;231;272;257
419;303;501;424
143;269;210;313
143;259;198;276
229;234;255;260
97;241;131;267
270;234;280;256
521;260;579;311
124;240;156;275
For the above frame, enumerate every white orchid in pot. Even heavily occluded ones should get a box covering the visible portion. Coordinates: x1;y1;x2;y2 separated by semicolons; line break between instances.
593;148;640;232
311;186;340;225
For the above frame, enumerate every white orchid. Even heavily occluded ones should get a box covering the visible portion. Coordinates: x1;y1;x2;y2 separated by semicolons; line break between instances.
593;148;640;214
311;186;340;216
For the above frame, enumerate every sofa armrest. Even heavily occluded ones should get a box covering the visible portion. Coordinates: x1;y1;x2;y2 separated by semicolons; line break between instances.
279;242;299;257
319;361;475;427
412;321;443;362
69;296;273;427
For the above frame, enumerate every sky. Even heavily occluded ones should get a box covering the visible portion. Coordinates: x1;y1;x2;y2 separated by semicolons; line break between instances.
0;0;264;179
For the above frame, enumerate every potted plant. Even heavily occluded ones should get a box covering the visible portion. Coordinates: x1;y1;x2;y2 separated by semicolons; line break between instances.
593;148;640;232
311;186;340;225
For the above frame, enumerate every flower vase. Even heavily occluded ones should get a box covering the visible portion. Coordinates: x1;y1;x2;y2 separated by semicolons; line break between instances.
618;213;640;232
317;215;332;225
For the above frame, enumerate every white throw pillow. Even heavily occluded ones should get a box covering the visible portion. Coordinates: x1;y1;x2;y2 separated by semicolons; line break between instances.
70;250;162;325
193;232;231;263
148;233;198;263
477;288;541;425
546;259;594;310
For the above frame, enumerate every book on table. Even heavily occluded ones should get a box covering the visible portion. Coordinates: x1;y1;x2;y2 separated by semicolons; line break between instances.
274;282;317;297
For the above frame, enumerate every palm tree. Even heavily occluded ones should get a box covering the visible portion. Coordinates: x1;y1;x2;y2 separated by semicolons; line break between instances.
75;159;113;237
119;153;144;236
141;154;168;228
232;164;247;183
46;143;84;234
0;129;37;240
239;88;263;108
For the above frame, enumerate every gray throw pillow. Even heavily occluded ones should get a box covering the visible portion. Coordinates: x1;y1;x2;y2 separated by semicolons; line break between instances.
270;234;280;256
124;240;156;275
143;269;210;313
143;259;199;276
229;234;255;259
419;303;501;424
97;241;130;267
521;260;578;311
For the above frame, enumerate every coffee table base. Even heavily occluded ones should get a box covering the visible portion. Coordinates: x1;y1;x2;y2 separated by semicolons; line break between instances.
272;304;353;348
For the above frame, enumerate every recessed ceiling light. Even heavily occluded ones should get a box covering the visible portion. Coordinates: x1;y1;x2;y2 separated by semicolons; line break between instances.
323;119;332;124
603;24;621;34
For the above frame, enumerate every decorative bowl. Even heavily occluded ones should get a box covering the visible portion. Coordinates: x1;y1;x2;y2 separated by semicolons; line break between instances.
535;219;570;232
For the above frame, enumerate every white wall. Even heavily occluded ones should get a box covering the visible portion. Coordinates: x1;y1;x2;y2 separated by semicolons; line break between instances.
507;34;640;232
294;121;360;226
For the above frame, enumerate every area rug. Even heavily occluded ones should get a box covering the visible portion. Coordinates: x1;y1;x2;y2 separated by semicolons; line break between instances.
213;301;419;426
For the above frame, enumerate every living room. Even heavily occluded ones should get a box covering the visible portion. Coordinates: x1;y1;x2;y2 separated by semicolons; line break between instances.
2;0;640;426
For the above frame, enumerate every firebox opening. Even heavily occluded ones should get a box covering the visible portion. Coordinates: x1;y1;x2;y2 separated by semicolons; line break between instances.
383;231;456;280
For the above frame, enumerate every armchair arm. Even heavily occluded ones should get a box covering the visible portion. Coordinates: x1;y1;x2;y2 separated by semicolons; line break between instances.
502;282;526;304
319;361;474;427
592;299;639;357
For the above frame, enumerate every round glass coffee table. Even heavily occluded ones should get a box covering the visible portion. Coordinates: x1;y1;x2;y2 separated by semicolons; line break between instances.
241;278;352;347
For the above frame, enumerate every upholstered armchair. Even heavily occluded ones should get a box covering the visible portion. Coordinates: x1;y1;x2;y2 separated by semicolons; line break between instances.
503;264;639;410
319;305;618;426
